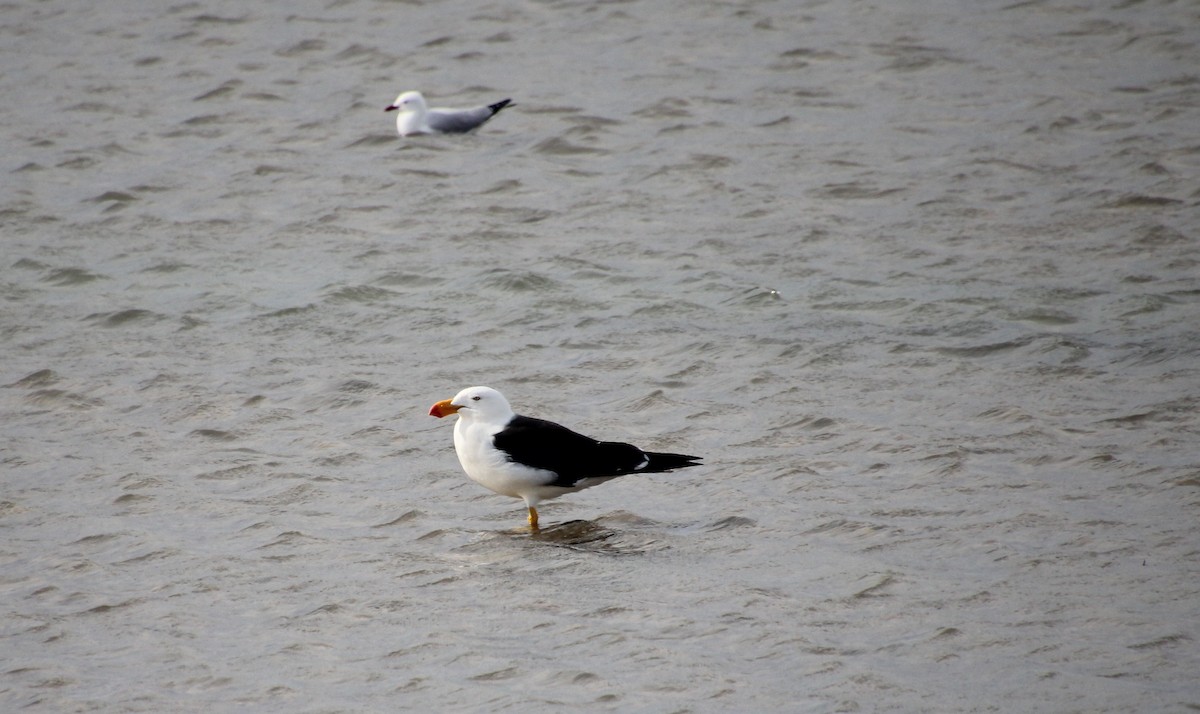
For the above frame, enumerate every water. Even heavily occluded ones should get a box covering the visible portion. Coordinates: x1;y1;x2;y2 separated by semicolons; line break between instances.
3;0;1198;711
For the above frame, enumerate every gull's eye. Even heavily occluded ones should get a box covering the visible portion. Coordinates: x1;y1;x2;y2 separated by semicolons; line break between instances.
472;395;481;401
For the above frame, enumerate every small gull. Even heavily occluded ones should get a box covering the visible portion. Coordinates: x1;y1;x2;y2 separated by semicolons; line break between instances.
429;386;702;531
384;91;513;137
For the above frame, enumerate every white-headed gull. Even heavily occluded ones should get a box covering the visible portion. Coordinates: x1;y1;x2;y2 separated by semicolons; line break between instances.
385;91;513;137
429;386;702;531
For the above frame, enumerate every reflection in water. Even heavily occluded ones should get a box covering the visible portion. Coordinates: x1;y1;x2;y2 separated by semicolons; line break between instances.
529;519;619;551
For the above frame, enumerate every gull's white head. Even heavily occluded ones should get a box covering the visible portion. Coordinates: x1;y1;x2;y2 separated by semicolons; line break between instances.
385;91;427;114
429;386;515;423
385;91;430;136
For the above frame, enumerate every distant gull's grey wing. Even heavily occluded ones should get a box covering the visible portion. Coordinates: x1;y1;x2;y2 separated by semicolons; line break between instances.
426;99;513;133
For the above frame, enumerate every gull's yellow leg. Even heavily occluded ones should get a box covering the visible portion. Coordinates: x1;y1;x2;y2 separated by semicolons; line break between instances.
527;505;540;531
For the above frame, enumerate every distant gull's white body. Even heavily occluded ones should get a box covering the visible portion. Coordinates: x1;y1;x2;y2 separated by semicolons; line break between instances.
385;91;513;137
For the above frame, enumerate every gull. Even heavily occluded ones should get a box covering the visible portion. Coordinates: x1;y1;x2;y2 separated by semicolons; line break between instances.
385;91;513;137
429;386;702;530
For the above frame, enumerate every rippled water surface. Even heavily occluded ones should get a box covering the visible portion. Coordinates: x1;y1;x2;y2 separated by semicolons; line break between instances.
3;0;1198;711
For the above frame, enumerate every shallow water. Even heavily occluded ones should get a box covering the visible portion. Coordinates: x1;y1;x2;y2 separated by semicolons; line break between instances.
3;0;1198;711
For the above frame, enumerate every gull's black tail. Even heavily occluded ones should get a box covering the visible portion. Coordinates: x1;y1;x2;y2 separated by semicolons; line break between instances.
642;451;703;473
488;99;514;116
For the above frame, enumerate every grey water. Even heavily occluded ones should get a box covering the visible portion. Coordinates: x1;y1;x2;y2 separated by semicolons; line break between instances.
2;0;1198;711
